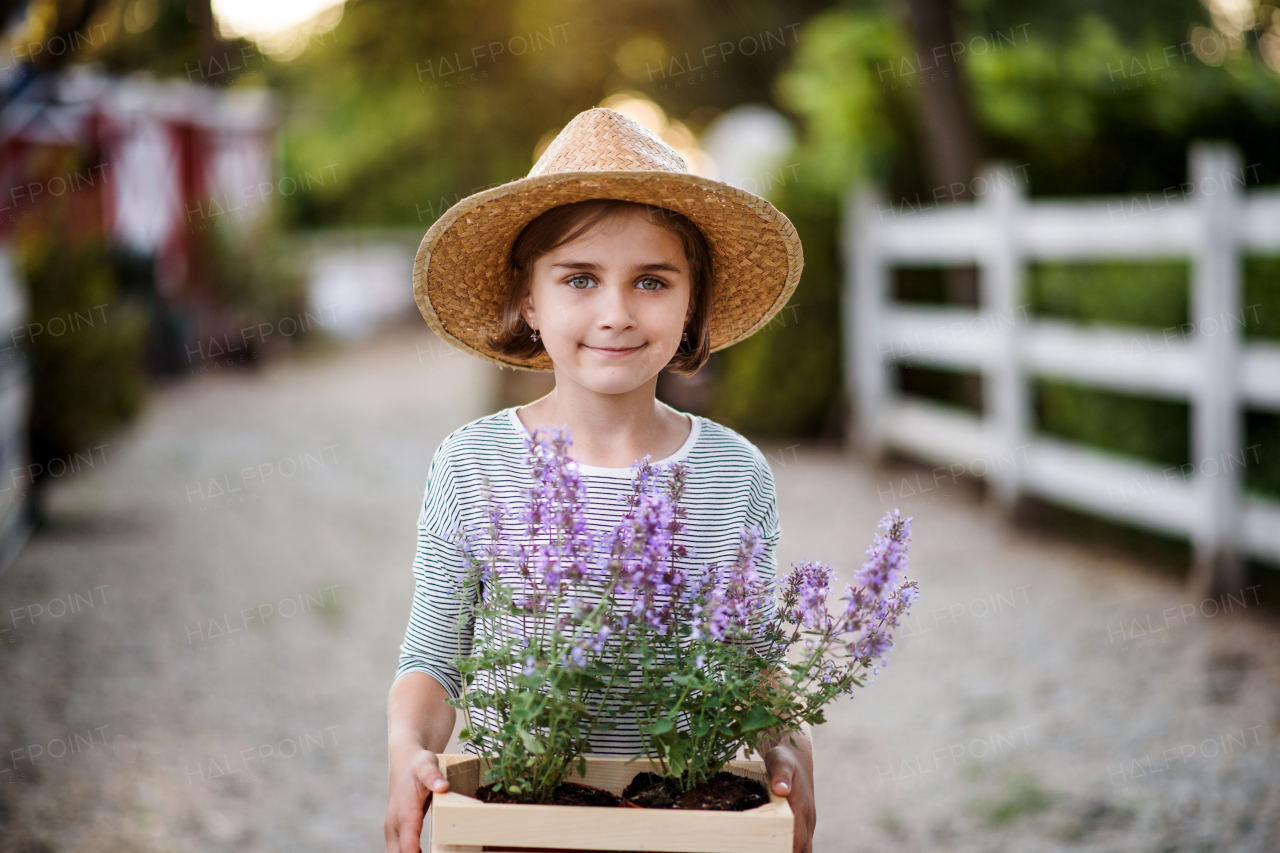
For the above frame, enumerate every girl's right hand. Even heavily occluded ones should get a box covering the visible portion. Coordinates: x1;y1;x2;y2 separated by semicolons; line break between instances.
385;747;450;853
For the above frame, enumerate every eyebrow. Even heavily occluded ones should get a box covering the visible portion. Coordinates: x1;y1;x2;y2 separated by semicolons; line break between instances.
551;261;684;274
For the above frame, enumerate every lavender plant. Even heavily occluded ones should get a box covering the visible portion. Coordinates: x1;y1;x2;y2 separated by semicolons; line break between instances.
617;460;920;791
447;425;919;802
448;426;627;801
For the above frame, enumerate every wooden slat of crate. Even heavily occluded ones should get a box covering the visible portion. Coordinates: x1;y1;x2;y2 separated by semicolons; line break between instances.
429;755;792;853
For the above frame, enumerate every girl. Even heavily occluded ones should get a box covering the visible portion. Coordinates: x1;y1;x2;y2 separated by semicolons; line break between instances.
385;108;812;853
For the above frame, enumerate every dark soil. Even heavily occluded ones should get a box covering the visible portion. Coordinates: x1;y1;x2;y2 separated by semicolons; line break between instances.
621;771;769;811
475;781;621;807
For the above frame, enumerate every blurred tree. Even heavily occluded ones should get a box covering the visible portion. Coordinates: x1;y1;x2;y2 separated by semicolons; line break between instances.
0;0;240;105
263;0;822;229
900;0;982;196
781;1;1280;200
0;0;103;84
95;0;239;80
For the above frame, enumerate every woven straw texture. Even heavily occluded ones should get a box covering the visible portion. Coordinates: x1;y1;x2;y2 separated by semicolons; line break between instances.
413;108;804;372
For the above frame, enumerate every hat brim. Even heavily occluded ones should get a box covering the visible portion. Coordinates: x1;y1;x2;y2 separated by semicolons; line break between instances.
412;170;804;372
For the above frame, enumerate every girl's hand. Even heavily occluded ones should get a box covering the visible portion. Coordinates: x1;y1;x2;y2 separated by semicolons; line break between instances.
765;740;816;853
386;673;456;853
385;747;450;853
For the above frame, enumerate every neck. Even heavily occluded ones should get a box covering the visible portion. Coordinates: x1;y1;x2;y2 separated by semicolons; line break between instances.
518;370;688;469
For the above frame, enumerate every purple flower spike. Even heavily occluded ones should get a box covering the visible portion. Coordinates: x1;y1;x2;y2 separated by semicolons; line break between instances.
854;509;911;597
781;560;836;630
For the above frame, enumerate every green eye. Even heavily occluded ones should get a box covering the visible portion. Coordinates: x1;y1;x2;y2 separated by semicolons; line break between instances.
568;276;593;289
638;277;664;291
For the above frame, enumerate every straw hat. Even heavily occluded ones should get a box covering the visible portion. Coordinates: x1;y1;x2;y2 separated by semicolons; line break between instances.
412;107;803;371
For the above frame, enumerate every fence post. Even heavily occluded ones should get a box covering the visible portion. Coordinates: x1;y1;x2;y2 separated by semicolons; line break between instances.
0;240;31;576
847;187;889;456
1188;143;1245;597
980;164;1028;510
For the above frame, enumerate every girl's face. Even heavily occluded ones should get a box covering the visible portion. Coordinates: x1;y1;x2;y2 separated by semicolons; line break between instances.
520;208;693;396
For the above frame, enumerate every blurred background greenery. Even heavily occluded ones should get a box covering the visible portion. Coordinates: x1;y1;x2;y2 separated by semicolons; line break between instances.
3;0;1279;508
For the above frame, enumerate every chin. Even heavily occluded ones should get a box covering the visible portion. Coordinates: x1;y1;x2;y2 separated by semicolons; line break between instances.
580;374;650;395
565;363;654;396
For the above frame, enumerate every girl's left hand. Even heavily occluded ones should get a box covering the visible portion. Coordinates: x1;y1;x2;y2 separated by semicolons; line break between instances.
764;741;816;853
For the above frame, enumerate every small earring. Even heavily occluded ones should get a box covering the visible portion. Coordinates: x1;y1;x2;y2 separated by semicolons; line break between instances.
531;329;539;342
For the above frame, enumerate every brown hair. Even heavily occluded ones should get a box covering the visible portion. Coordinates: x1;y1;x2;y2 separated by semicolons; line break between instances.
486;199;714;376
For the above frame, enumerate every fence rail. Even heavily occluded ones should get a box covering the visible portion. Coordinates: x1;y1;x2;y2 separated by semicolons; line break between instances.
843;143;1280;593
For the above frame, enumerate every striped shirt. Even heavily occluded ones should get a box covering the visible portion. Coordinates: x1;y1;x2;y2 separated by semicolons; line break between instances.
395;405;781;754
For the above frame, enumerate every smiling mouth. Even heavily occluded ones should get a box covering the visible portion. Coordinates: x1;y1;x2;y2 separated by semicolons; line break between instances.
583;343;645;356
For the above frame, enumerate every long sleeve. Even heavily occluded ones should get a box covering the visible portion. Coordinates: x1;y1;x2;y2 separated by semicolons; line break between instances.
395;446;474;698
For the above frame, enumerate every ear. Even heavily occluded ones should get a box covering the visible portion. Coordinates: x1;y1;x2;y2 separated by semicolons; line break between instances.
520;292;538;330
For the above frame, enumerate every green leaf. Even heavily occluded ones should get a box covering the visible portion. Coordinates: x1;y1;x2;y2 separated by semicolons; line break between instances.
518;730;545;755
644;717;676;735
740;706;781;734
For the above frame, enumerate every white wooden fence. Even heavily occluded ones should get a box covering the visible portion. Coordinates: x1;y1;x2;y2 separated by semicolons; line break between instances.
843;143;1280;593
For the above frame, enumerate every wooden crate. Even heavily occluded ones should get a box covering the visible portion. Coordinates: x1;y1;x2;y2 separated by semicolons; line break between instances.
429;754;793;853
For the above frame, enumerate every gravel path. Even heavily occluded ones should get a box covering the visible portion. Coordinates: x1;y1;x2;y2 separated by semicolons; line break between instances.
1;325;1276;853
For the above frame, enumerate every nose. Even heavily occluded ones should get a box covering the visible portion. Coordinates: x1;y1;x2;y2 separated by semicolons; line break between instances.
596;280;637;332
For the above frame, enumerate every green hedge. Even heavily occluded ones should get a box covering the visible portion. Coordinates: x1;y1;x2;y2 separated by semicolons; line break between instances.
709;181;843;439
1246;411;1280;500
1032;381;1190;468
21;230;148;489
897;366;982;414
1245;256;1280;339
1243;255;1280;499
1028;261;1188;329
